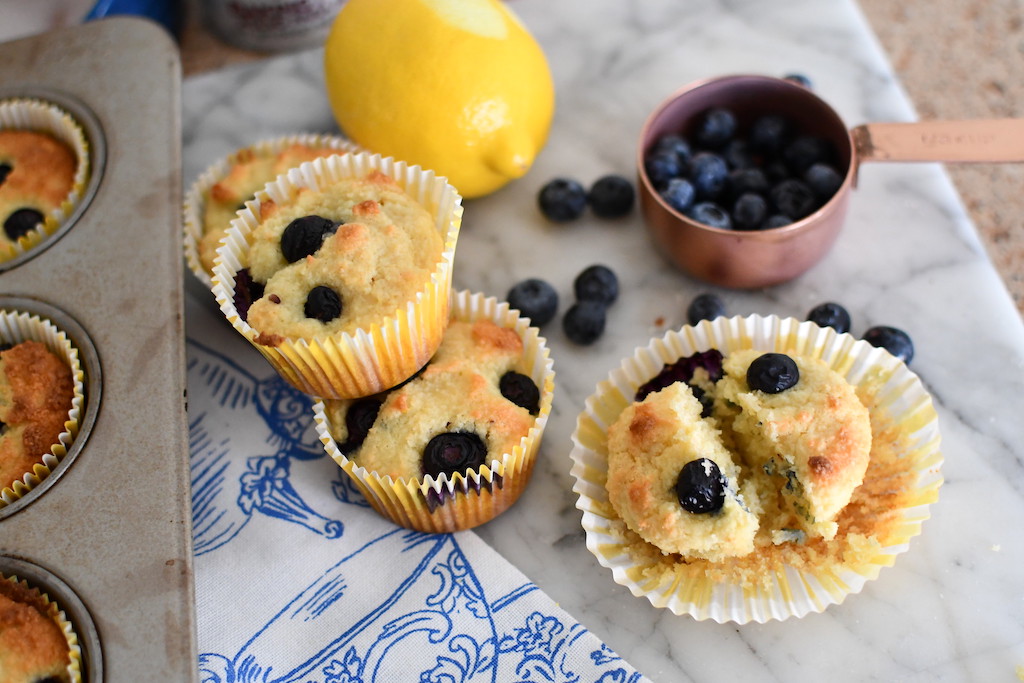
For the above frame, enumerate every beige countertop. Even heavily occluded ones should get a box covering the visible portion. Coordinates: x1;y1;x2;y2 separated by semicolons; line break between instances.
178;0;1024;319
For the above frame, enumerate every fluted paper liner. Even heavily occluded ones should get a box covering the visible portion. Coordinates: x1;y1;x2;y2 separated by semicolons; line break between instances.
313;290;556;533
0;98;90;263
1;572;83;682
569;314;942;623
183;133;362;288
212;152;463;399
0;309;85;506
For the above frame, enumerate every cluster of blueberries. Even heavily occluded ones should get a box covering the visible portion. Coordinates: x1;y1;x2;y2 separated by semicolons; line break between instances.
644;105;844;231
506;264;619;346
686;292;915;363
536;174;636;222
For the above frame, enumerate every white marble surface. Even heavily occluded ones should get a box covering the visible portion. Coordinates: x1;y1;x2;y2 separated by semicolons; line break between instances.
182;0;1024;680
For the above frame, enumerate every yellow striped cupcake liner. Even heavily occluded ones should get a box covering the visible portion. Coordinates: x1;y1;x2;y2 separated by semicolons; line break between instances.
313;290;556;533
0;309;85;506
212;151;463;399
183;133;362;288
0;98;90;263
569;314;942;623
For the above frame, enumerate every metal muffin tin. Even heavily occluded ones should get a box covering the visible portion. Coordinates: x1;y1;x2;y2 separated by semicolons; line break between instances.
0;17;196;681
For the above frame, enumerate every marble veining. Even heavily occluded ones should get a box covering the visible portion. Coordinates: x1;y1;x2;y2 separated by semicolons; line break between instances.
182;0;1024;680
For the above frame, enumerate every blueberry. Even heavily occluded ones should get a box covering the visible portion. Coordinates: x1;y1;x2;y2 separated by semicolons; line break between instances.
687;292;726;325
675;457;726;514
687;152;729;200
693;107;737;149
538;178;587;222
782;135;835;175
422;431;488;478
763;160;791;183
0;162;11;185
233;268;265;322
339;398;382;454
764;214;792;229
573;264;619;306
769;179;816;220
746;353;800;393
635;349;724;401
806;302;851;334
499;371;541;414
644;150;685;189
728;167;770;201
281;215;340;263
783;73;813;89
723;138;755;170
506;278;558;326
863;325;914;364
4;207;43;241
686;201;732;229
732;192;768;230
652;134;692;167
659;177;696;213
804;163;844;202
587;174;635;218
748;114;792;156
563;300;606;345
304;285;343;322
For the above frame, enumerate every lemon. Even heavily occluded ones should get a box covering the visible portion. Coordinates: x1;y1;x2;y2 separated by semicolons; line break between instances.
323;0;554;199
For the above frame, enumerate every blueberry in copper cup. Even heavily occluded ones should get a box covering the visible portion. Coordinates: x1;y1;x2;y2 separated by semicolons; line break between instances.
637;74;1024;289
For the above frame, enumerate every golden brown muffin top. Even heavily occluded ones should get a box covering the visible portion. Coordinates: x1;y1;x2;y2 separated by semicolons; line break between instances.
0;340;75;488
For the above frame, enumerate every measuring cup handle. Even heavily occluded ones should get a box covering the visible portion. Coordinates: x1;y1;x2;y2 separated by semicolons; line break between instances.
852;119;1024;165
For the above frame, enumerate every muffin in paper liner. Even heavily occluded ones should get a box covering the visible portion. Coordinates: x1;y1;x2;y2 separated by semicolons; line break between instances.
183;133;362;288
0;309;85;506
211;152;463;399
0;572;83;682
569;314;942;623
312;290;555;534
0;98;91;263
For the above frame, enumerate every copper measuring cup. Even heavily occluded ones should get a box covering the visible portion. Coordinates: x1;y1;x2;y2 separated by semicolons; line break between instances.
637;74;1024;289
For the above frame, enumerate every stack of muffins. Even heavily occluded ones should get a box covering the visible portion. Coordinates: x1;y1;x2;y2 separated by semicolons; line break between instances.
187;143;554;533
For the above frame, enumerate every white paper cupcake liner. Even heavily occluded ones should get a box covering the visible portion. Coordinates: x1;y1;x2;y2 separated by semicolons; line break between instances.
313;290;556;533
569;314;942;623
212;151;463;399
0;309;86;505
0;98;90;262
182;133;362;288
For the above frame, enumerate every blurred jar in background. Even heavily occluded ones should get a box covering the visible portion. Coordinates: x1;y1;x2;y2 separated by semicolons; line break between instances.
202;0;347;52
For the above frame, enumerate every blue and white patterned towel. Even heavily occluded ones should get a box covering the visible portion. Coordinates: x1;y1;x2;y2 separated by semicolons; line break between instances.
184;288;645;683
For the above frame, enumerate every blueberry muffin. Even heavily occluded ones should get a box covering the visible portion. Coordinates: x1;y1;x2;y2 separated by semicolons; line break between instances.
0;129;77;251
606;381;760;561
713;349;872;541
324;319;539;484
213;153;463;399
0;340;76;491
317;291;555;533
197;143;343;276
238;168;443;343
605;348;871;560
0;575;74;682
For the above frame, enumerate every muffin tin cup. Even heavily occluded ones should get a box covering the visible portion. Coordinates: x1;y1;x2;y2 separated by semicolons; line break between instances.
0;97;91;263
0;308;86;506
212;152;463;400
0;570;84;682
569;314;943;624
182;133;363;288
313;290;556;534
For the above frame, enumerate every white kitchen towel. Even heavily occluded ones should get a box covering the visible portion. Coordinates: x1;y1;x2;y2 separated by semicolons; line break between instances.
184;288;646;683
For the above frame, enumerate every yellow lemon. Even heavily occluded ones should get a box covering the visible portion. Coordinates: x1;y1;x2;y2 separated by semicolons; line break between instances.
323;0;554;198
